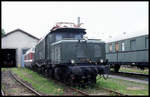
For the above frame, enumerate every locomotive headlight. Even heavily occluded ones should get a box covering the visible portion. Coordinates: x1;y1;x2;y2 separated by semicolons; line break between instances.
132;62;135;65
100;59;104;63
71;59;75;64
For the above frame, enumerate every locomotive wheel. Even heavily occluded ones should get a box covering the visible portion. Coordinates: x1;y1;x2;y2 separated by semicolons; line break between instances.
137;65;145;70
38;67;42;74
48;68;54;78
54;67;61;81
54;67;69;83
91;75;96;84
41;66;44;74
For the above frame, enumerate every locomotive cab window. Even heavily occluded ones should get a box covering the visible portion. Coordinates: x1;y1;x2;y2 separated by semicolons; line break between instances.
56;34;62;41
62;33;73;39
115;42;119;52
75;34;82;39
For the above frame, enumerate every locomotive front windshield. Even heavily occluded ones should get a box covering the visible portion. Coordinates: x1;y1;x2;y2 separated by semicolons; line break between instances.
55;33;83;42
56;34;62;41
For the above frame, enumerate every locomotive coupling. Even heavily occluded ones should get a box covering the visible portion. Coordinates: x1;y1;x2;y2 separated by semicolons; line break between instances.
69;64;110;80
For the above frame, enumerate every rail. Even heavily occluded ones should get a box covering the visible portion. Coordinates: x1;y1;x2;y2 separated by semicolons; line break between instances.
110;71;148;77
21;68;128;96
69;87;89;96
9;71;42;96
101;87;127;96
1;89;4;96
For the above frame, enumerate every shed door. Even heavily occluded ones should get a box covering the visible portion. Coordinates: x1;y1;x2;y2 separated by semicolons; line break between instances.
1;49;16;67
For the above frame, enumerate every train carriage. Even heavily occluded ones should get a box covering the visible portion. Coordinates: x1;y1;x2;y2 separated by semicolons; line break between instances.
106;35;149;72
24;47;35;68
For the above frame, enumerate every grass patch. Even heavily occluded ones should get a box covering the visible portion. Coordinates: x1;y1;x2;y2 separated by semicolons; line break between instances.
1;68;10;71
2;67;148;96
119;67;149;75
10;67;64;95
96;75;149;95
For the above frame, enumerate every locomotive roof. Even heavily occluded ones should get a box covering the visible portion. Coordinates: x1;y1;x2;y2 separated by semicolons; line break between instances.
51;39;104;46
50;27;86;34
36;27;87;46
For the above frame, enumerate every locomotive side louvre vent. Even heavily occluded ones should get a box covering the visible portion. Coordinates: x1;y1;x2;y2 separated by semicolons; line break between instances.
94;45;101;57
76;46;85;58
145;37;148;48
54;45;61;63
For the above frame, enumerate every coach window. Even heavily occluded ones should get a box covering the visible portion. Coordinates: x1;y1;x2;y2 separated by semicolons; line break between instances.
145;37;148;48
130;39;136;50
121;42;125;51
109;43;112;52
115;42;119;52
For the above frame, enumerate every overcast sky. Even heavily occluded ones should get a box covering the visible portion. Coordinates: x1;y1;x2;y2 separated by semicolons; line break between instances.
2;1;148;42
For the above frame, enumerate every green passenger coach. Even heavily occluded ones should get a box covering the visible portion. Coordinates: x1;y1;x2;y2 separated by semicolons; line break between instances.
106;35;149;72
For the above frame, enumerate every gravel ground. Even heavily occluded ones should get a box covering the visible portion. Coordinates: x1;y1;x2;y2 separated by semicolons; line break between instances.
1;70;36;96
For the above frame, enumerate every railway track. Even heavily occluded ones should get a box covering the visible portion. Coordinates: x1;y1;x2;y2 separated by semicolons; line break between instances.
48;78;90;96
69;87;89;96
70;86;127;96
31;69;128;96
11;70;89;96
44;74;125;96
59;79;125;96
110;71;148;78
8;68;127;96
1;89;5;96
101;87;127;96
9;71;42;96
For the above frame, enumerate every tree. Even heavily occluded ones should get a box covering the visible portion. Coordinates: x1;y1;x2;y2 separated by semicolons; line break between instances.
1;29;5;37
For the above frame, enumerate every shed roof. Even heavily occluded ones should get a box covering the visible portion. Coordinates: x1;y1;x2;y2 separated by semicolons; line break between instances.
2;28;40;40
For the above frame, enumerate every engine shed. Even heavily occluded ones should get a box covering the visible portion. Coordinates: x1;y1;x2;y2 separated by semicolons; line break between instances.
1;29;39;67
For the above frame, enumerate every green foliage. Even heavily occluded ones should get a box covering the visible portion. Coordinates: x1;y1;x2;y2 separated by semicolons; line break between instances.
119;67;149;75
1;29;5;37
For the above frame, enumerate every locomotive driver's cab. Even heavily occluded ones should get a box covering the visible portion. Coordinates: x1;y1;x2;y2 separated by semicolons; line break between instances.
55;32;84;42
50;22;86;42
